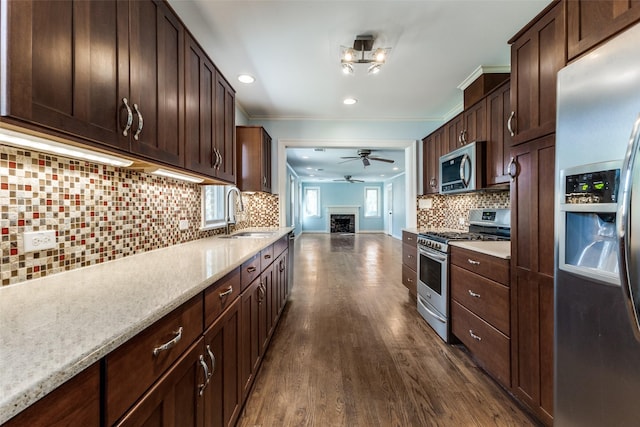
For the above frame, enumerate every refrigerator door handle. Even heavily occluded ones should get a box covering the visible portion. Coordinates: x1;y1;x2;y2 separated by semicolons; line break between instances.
618;112;640;341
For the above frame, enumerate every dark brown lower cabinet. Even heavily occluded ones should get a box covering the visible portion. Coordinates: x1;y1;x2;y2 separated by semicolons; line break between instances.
509;134;555;425
204;299;241;427
239;278;262;400
115;339;206;427
261;262;275;353
2;363;100;427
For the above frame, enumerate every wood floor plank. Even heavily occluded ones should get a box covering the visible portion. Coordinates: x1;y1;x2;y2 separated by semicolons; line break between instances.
238;234;538;427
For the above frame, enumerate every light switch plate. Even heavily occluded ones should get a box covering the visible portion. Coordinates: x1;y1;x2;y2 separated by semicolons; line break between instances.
179;220;189;230
23;230;57;252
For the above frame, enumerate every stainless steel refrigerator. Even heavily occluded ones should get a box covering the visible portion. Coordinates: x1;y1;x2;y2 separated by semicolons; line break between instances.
555;21;640;426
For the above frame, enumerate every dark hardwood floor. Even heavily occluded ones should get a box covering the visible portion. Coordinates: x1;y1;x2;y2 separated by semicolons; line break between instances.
238;233;537;427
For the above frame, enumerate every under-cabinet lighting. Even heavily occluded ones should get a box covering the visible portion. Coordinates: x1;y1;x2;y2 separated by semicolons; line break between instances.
147;168;204;184
0;128;134;167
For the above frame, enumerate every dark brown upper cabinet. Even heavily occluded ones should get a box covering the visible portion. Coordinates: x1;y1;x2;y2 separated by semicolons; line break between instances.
185;34;236;184
486;81;512;186
236;126;272;193
508;1;566;146
1;0;186;167
421;127;444;195
567;0;640;60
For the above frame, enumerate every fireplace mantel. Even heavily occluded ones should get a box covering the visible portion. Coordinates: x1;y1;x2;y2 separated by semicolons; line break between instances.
326;206;359;233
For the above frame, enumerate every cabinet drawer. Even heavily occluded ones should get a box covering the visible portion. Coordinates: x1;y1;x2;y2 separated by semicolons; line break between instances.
402;231;417;245
261;244;275;268
450;265;510;335
451;301;510;388
274;235;288;257
402;243;417;269
105;295;203;425
450;246;509;285
402;263;417;295
204;267;241;328
241;253;261;292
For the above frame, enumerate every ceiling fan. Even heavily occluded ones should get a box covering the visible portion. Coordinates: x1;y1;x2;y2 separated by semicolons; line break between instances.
339;149;395;167
333;175;365;183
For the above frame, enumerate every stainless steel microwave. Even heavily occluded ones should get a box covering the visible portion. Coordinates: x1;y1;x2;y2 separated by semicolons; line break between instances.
439;141;485;194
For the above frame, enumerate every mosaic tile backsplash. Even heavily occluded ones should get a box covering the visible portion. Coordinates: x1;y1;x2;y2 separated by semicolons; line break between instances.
417;191;510;230
0;145;279;286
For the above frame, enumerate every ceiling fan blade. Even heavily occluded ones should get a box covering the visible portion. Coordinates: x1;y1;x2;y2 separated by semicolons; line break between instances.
338;158;359;164
339;156;360;159
369;157;395;163
362;157;370;166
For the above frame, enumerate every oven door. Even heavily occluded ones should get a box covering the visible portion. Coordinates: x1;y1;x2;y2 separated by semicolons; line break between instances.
417;245;448;317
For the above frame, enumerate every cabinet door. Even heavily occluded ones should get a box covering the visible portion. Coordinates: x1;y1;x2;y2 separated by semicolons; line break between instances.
510;2;565;145
567;0;640;60
3;364;100;427
185;34;216;176
261;130;272;192
128;0;184;166
509;134;555;425
444;113;464;153
462;99;486;144
277;251;288;315
204;300;241;427
215;73;237;184
421;127;444;195
1;0;129;151
262;262;276;347
115;339;206;427
239;279;261;399
486;82;512;186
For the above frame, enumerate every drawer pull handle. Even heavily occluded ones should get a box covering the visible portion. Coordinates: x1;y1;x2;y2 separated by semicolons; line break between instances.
206;345;216;379
469;330;482;341
468;290;481;298
219;286;233;299
467;258;480;265
279;260;285;272
247;266;257;273
152;327;183;356
198;355;209;396
264;254;271;259
407;278;413;283
408;254;414;259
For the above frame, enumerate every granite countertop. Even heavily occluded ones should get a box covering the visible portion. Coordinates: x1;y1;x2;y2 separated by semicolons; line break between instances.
0;227;293;424
449;240;511;259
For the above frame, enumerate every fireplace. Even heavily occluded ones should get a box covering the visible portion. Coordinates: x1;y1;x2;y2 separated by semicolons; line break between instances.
326;206;360;233
330;214;355;233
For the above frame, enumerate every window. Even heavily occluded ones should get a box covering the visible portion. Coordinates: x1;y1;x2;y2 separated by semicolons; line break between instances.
201;185;226;229
364;187;380;217
304;187;320;217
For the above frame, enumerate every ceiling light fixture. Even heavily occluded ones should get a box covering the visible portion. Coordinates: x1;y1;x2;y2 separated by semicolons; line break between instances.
343;98;357;105
238;74;255;84
340;34;390;75
0;127;133;167
146;168;204;183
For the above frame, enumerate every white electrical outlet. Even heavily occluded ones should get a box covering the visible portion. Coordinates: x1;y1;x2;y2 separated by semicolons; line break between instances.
418;198;433;209
459;217;465;225
23;230;57;252
179;220;189;231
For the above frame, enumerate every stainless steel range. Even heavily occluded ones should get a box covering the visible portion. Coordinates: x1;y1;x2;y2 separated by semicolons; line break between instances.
416;208;510;342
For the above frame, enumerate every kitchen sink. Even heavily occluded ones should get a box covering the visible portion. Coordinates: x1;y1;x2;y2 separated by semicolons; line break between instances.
218;231;276;239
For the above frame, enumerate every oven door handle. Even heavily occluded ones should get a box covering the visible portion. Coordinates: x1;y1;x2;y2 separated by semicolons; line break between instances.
418;247;447;263
418;296;447;323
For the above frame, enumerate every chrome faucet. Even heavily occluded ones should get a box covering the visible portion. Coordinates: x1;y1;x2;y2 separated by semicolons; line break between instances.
225;186;244;235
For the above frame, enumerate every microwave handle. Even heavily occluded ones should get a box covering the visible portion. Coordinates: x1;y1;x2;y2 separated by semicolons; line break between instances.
618;112;640;342
459;153;470;187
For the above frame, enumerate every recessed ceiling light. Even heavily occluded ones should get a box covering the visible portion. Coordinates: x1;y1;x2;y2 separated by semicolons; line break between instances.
302;156;309;159
343;98;357;105
306;167;312;170
393;167;399;171
238;74;255;84
309;174;315;177
380;174;385;177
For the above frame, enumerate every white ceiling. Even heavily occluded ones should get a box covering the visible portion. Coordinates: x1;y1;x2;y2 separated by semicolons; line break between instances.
168;0;550;181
